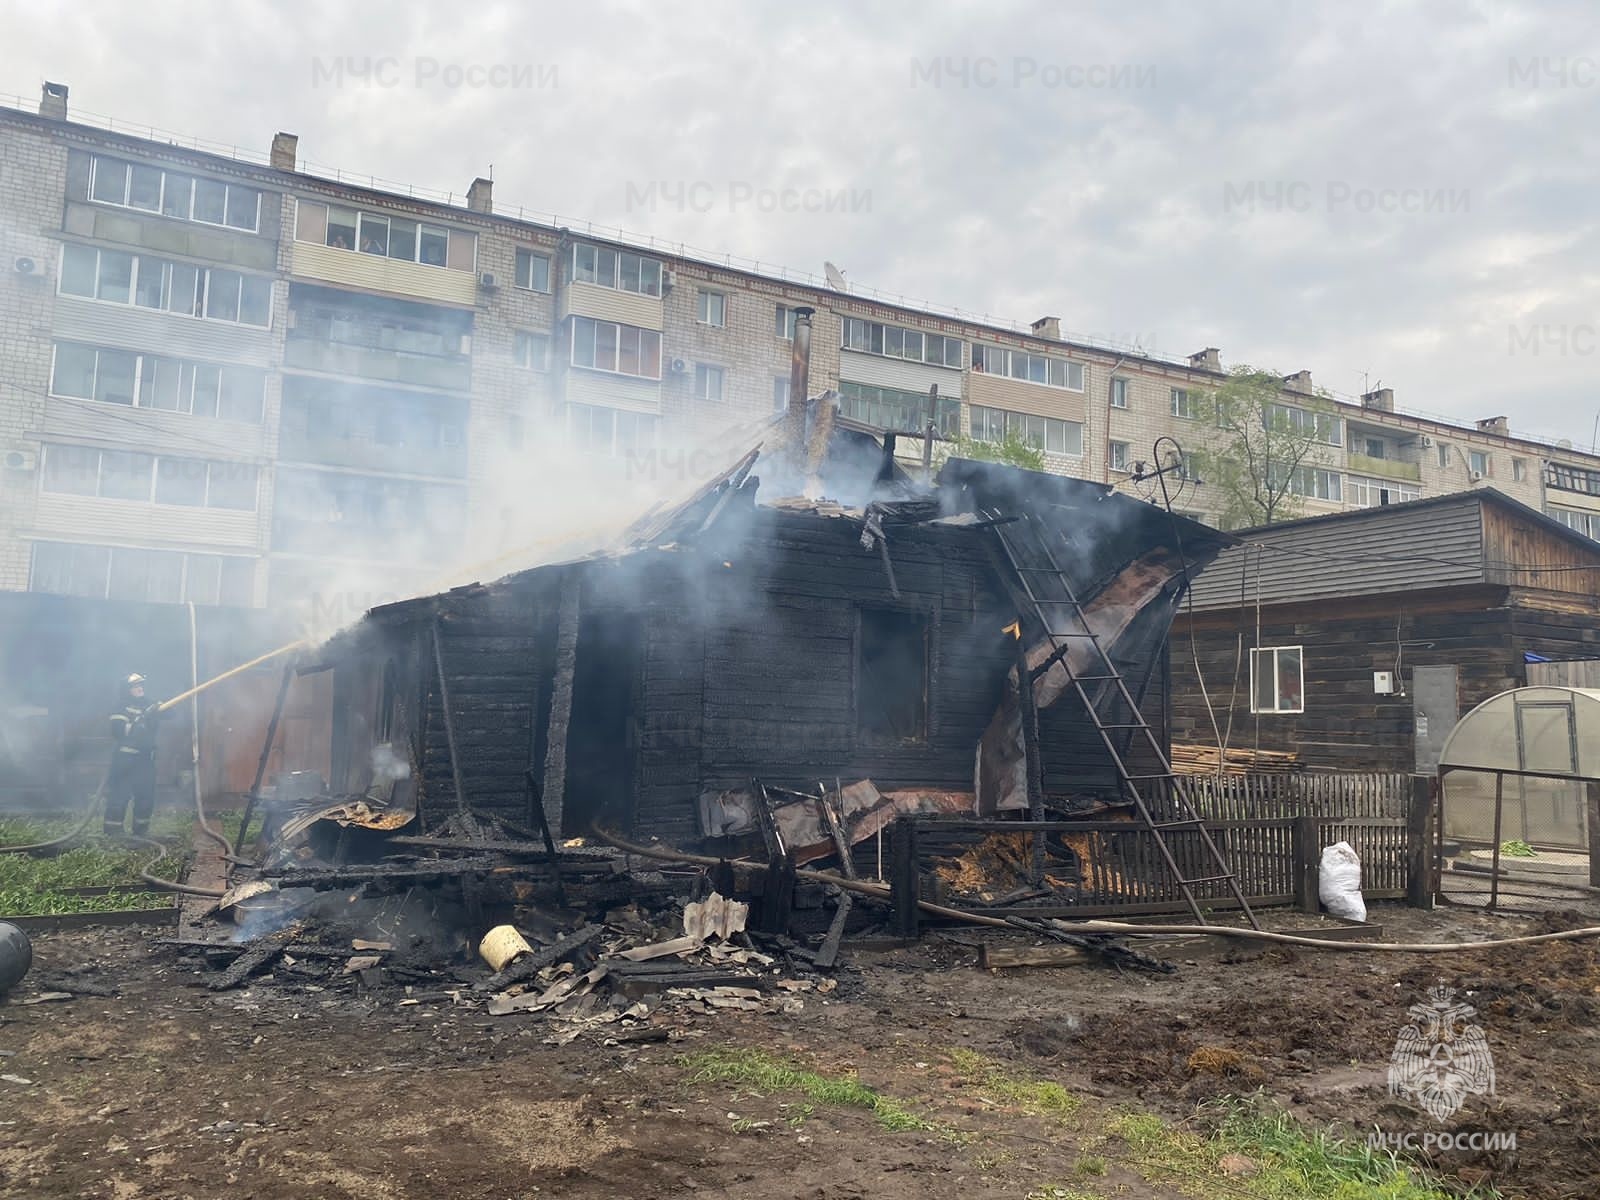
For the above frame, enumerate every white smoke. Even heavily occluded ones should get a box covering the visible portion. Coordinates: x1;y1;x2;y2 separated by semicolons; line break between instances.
370;742;411;784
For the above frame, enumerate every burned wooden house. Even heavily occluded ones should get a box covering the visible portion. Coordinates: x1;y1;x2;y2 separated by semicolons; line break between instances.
305;420;1233;861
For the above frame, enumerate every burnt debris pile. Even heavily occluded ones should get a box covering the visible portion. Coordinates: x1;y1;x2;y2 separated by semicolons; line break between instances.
161;790;860;1035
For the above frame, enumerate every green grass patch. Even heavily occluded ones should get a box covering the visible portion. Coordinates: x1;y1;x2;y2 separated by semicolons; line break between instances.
946;1048;1081;1120
1097;1098;1493;1200
0;809;199;916
682;1048;932;1132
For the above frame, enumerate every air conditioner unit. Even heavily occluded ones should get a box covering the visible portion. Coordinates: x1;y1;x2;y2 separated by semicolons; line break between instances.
478;272;497;290
668;357;688;374
1419;435;1434;448
1469;470;1484;482
662;269;677;291
3;445;38;471
12;256;42;277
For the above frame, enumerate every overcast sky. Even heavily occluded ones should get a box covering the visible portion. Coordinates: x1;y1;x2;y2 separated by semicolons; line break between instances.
5;0;1598;445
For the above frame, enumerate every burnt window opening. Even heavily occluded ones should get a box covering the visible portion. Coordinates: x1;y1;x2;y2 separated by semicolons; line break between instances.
857;609;930;744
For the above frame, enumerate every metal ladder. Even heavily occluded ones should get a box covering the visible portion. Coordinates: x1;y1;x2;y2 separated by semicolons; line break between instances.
989;512;1258;930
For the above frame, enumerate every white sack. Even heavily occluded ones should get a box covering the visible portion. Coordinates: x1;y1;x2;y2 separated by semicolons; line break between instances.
1318;841;1367;922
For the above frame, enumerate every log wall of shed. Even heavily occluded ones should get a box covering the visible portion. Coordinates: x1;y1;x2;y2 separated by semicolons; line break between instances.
1171;586;1600;773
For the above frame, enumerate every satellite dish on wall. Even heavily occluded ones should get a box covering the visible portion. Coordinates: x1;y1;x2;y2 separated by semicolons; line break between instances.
823;261;848;291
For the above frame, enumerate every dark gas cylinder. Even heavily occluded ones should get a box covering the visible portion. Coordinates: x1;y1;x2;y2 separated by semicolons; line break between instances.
0;921;32;994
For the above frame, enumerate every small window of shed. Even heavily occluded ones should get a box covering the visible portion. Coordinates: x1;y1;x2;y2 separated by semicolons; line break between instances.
858;609;929;743
1250;646;1304;714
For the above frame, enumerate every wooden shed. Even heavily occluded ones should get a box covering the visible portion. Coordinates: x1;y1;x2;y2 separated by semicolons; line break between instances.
311;437;1231;849
1171;489;1600;774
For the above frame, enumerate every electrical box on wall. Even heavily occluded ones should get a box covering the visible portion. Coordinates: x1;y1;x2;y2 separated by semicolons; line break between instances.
1373;671;1396;695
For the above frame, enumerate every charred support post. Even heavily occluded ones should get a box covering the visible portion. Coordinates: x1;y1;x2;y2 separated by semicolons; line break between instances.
524;768;565;901
540;572;582;837
1589;782;1600;890
1406;774;1435;910
891;816;920;938
1013;632;1046;881
1293;815;1320;914
234;659;297;854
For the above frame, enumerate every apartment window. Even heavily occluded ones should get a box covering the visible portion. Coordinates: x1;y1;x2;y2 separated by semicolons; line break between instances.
1250;646;1305;714
569;316;662;379
1110;378;1129;409
842;317;962;368
1513;458;1527;482
31;541;254;605
857;608;929;744
970;404;1083;456
775;304;800;340
1109;440;1131;472
1171;388;1193;419
513;331;550;370
970;343;1084;390
1265;402;1342;445
1470;450;1490;477
58;245;271;328
1269;464;1342;501
1364;437;1387;459
567;403;658;457
838;381;961;437
1437;443;1451;468
1545;463;1600;495
321;207;453;267
514;248;551;292
1549;507;1600;540
571;244;663;297
693;363;726;402
1347;475;1421;508
40;445;257;511
773;376;791;412
696;291;727;327
87;155;260;232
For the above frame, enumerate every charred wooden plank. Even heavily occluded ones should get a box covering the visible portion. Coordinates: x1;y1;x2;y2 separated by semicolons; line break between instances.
207;932;295;991
261;856;503;888
814;892;853;969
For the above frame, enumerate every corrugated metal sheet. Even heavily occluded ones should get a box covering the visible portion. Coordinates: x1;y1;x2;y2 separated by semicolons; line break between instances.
42;397;267;461
1186;494;1486;610
53;297;276;367
838;349;963;399
289;240;478;307
562;280;666;332
566;369;662;414
29;493;261;549
967;371;1086;422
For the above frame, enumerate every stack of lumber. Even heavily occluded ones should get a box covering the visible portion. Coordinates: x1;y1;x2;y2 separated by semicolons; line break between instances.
1170;743;1301;776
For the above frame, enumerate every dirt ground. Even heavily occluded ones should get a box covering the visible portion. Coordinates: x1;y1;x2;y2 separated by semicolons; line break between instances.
3;903;1599;1199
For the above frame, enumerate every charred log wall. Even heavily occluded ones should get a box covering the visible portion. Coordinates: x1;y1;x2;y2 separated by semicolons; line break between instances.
417;577;550;824
632;508;1169;841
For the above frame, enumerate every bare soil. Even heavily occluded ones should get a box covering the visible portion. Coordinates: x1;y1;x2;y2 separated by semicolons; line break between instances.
3;903;1598;1199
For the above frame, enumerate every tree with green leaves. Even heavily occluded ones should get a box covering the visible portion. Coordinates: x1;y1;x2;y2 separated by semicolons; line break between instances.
1186;366;1341;529
938;430;1046;472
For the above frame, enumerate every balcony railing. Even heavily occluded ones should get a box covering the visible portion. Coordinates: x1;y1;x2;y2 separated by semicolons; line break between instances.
1348;452;1421;482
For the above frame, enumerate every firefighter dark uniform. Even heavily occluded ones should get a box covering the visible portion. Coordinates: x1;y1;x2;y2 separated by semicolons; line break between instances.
104;674;160;837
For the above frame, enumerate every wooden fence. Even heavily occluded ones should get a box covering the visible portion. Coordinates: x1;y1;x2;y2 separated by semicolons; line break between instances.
889;772;1430;931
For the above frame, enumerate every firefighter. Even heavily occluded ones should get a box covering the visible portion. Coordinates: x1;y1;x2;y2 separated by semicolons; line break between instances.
104;674;160;838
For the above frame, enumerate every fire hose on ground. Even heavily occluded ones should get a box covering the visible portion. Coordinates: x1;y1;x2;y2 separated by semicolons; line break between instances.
595;829;1600;954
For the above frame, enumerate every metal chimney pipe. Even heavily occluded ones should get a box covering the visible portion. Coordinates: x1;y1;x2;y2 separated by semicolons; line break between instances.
786;306;815;454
